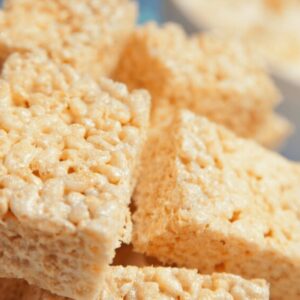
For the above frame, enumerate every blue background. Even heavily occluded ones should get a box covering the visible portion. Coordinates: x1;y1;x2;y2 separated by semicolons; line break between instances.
138;0;161;24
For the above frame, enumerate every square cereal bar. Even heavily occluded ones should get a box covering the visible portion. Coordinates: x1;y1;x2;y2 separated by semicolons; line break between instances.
0;51;150;300
0;266;269;300
0;0;136;78
133;109;300;299
114;23;291;148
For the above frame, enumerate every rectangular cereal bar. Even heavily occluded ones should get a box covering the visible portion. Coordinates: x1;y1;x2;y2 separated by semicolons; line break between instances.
133;109;300;299
0;266;269;300
114;23;291;148
0;0;136;78
0;51;150;300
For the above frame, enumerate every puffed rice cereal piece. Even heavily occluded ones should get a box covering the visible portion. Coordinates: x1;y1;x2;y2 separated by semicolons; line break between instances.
0;50;150;300
133;109;300;299
0;0;137;78
114;23;291;148
0;266;269;300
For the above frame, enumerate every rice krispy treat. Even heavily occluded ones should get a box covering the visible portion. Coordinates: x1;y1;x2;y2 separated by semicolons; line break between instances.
0;266;269;300
133;109;300;300
175;0;300;83
0;51;150;300
151;102;292;151
0;0;136;78
114;23;291;148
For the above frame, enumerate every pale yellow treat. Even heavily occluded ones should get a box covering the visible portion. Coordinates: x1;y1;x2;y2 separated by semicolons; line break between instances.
0;51;150;300
133;109;300;300
0;266;269;300
151;102;292;151
0;0;136;78
115;23;290;148
174;0;300;83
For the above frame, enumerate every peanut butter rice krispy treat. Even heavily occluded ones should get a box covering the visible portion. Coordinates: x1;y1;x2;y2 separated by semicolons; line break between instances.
173;0;300;83
0;266;269;300
0;51;150;300
0;0;136;78
114;23;291;148
133;109;300;299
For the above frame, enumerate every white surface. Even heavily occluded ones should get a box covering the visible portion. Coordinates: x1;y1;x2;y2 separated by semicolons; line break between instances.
163;0;300;160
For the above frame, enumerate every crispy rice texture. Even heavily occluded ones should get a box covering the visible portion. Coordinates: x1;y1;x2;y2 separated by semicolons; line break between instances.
133;109;300;300
0;0;137;78
0;51;150;300
114;23;292;148
0;266;269;300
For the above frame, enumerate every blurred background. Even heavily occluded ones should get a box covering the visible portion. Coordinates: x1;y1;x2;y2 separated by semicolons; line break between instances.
138;0;300;161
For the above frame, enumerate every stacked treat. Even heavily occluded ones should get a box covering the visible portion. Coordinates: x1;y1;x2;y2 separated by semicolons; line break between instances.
114;23;291;148
0;1;299;300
